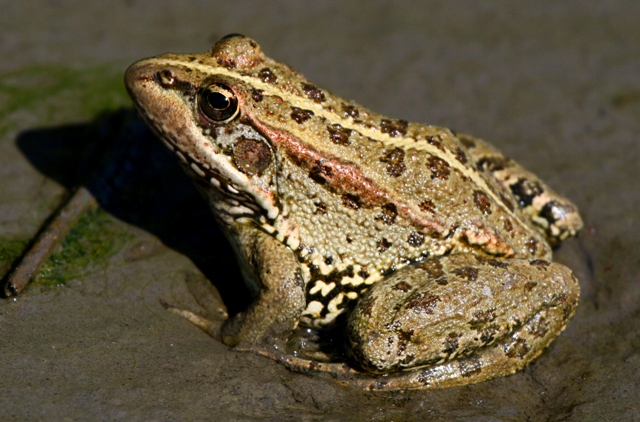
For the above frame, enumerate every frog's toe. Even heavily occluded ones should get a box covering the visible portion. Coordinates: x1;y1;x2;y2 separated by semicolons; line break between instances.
161;301;223;339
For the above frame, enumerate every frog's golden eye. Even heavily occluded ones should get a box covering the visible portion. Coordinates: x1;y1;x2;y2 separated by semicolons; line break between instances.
198;83;239;123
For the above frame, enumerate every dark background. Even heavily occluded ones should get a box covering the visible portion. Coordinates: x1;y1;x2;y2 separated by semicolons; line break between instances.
1;1;638;420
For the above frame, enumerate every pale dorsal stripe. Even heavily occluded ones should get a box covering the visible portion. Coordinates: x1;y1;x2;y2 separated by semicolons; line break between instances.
152;58;523;224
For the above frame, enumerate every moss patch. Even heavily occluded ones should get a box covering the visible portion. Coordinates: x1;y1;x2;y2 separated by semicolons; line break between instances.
36;207;134;288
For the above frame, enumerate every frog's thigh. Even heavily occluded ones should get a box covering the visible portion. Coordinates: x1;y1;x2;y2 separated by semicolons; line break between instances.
346;254;579;377
221;224;306;347
459;134;582;243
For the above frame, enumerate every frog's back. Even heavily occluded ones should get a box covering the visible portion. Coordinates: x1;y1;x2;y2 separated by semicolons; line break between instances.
194;36;551;270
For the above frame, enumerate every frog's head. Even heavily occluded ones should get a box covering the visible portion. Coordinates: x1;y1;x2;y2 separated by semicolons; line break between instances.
125;34;290;225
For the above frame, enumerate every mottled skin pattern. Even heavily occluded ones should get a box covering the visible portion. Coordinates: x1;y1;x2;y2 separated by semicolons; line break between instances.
125;35;582;390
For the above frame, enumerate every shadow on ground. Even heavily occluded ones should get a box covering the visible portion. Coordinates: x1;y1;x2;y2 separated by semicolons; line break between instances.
14;109;250;314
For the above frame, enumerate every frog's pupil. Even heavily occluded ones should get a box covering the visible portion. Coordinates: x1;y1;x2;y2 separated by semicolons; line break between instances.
207;91;229;110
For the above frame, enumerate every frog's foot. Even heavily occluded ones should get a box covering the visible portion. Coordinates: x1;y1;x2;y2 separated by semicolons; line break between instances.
160;271;228;340
459;134;583;244
344;254;580;389
233;343;361;379
161;300;224;340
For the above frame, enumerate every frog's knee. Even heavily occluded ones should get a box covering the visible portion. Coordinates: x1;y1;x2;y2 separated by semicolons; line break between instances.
345;292;443;374
345;324;409;374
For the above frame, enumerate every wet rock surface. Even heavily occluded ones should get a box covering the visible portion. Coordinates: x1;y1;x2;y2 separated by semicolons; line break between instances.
1;1;639;420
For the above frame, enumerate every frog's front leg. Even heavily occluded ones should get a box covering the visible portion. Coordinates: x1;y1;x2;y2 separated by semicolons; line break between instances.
220;223;306;348
346;254;579;388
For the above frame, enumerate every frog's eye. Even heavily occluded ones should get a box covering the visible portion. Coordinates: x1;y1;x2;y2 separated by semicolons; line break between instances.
198;83;239;123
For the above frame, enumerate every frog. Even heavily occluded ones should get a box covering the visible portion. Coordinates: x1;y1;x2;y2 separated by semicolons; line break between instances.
124;34;582;390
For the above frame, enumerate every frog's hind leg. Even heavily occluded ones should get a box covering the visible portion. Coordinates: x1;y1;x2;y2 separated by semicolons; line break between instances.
458;134;583;244
344;254;580;390
346;303;574;390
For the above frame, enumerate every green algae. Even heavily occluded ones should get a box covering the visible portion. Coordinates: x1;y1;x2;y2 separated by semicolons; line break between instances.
36;207;134;287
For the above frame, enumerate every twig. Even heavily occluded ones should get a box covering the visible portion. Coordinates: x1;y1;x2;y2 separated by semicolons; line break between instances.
2;186;97;297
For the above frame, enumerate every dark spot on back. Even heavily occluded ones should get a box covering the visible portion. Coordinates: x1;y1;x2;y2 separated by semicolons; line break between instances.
379;147;406;177
426;155;450;180
324;256;333;265
251;89;264;102
315;202;327;214
375;203;397;225
470;308;497;325
357;295;376;317
528;316;550;338
301;82;326;103
426;135;446;151
258;67;277;83
419;199;436;214
486;260;509;269
524;281;537;292
396;328;414;356
380;119;408;137
327;124;352;145
291;107;314;124
499;193;515;212
473;190;492;214
341;193;361;210
407;232;425;247
341;103;360;118
376;238;392;252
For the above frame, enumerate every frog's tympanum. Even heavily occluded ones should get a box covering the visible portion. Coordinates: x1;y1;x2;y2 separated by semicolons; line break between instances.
125;35;582;390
